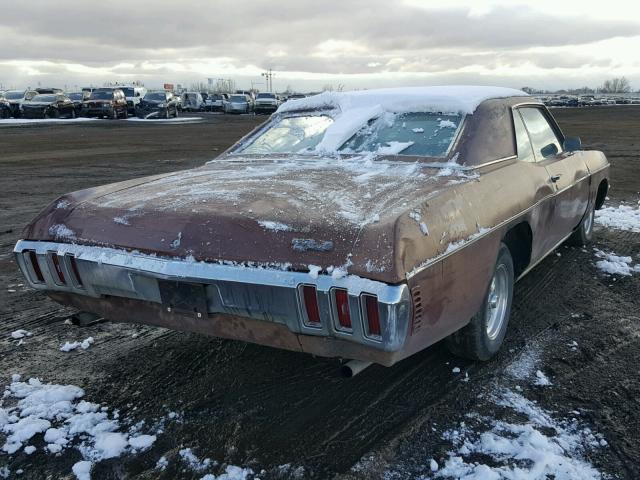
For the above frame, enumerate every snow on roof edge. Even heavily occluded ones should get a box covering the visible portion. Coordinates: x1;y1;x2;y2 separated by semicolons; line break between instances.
277;86;529;115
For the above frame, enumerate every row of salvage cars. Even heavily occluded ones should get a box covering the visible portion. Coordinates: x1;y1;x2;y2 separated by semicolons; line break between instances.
0;88;291;120
13;86;610;376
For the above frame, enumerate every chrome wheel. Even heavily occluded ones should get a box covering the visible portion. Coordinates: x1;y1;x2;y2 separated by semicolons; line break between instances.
486;264;509;340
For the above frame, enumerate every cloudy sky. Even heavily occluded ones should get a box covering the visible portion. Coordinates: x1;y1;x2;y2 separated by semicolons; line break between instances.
1;0;639;92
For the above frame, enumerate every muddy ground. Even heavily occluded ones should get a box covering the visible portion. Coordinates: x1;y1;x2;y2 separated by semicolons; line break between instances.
0;108;638;479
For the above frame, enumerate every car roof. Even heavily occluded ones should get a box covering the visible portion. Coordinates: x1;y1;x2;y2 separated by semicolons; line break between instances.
277;86;529;116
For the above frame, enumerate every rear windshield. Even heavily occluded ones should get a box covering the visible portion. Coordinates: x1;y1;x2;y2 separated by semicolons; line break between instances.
145;92;166;101
238;111;462;157
30;94;57;102
341;112;461;157
4;91;24;100
90;91;113;100
68;93;84;100
230;95;247;102
257;93;276;99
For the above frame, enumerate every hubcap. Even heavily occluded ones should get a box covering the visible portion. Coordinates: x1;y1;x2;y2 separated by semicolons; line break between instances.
486;264;509;340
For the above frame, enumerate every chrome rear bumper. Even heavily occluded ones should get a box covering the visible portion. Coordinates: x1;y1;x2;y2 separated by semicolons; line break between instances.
14;240;411;352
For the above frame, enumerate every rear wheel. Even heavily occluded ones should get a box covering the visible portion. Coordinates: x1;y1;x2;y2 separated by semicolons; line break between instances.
446;243;514;361
566;204;594;246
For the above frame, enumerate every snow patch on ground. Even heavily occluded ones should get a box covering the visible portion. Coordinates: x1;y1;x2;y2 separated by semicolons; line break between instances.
258;220;292;232
595;203;640;232
0;118;100;127
125;116;204;123
10;330;32;340
0;375;158;479
60;337;95;352
435;388;604;480
594;248;640;276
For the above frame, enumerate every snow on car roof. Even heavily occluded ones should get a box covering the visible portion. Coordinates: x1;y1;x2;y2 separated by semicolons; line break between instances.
277;85;528;115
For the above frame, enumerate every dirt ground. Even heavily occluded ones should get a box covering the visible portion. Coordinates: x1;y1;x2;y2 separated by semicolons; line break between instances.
0;108;638;479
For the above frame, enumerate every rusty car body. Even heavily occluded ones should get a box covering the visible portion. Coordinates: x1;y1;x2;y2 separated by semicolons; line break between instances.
14;86;609;367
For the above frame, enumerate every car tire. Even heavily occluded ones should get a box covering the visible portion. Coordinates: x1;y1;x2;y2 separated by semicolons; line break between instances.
174;107;179;118
70;109;76;119
446;243;514;361
111;108;118;120
566;204;594;246
122;109;128;119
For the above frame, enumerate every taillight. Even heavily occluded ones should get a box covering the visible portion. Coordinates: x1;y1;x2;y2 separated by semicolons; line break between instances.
51;253;66;285
334;288;352;329
68;255;83;287
301;285;321;327
363;294;382;338
28;251;45;282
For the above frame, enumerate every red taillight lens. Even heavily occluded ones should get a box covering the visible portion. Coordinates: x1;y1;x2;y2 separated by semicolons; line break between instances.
51;253;66;285
28;251;45;282
301;285;321;326
69;256;83;287
334;289;352;329
364;295;381;337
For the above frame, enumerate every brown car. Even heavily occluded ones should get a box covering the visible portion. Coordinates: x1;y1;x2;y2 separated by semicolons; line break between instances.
81;88;128;119
13;87;609;374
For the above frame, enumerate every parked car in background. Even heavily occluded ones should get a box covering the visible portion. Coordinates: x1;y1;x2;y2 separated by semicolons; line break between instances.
285;93;306;101
225;94;252;114
3;90;39;117
203;93;227;112
12;86;609;370
121;86;147;114
254;92;280;114
81;88;128;119
20;93;77;119
136;91;179;119
0;96;11;118
67;92;90;115
181;92;204;111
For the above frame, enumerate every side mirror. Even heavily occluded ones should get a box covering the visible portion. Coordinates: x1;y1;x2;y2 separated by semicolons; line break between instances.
540;143;559;158
563;136;582;152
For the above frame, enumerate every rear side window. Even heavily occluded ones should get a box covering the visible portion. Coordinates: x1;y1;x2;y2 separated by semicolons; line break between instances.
513;111;535;163
518;107;563;160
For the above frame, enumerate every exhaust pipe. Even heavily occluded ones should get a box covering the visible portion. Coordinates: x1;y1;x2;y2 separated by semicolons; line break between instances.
340;359;372;378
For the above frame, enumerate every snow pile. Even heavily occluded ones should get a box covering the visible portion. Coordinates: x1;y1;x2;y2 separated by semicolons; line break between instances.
277;86;528;116
0;118;100;127
200;465;254;479
0;375;157;479
593;248;640;276
10;330;32;340
258;220;292;232
435;389;604;479
125;117;204;123
595;204;640;232
60;337;95;352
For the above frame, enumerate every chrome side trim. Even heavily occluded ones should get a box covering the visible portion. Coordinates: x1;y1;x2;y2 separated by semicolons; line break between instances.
406;171;595;279
516;231;573;280
472;155;517;169
14;240;411;352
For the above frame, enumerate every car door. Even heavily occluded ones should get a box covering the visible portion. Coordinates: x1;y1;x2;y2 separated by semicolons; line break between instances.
517;106;590;250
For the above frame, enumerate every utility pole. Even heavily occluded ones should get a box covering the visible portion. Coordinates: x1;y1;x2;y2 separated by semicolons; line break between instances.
261;69;275;92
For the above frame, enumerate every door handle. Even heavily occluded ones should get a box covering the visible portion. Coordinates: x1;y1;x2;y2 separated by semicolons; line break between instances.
550;174;562;183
